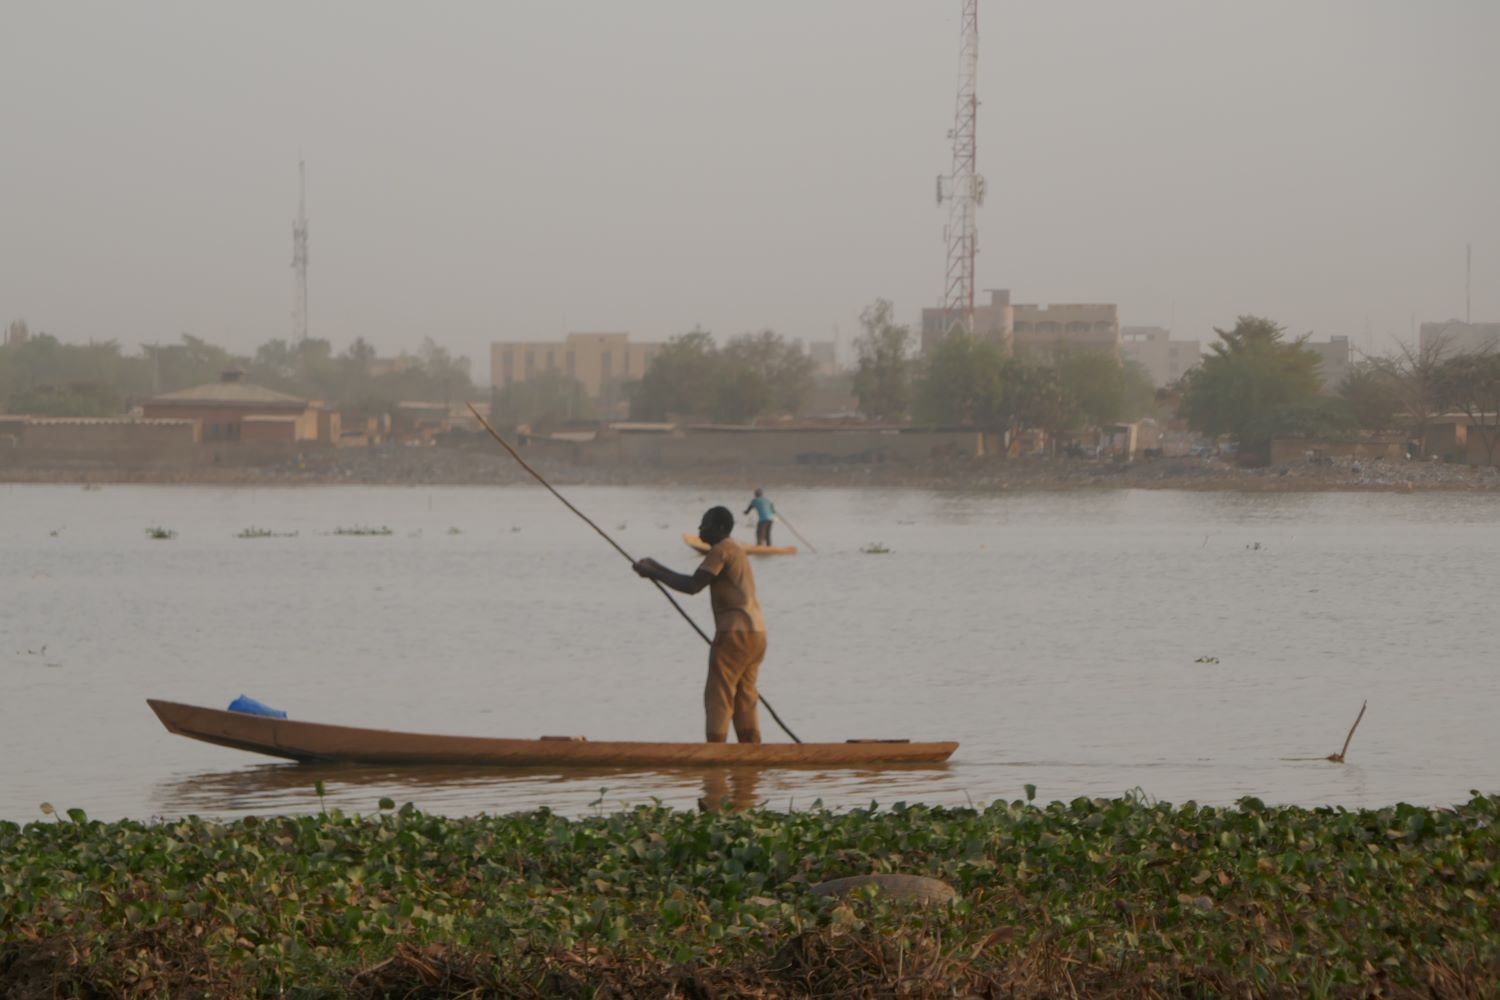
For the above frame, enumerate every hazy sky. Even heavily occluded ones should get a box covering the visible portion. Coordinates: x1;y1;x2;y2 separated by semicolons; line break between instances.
3;1;1497;380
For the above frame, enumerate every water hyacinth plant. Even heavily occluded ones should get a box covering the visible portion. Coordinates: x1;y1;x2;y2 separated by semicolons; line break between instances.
332;525;393;536
2;793;1498;997
144;526;177;540
235;527;298;539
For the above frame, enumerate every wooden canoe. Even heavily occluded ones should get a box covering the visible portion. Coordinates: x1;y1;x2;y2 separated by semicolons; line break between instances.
683;532;797;556
147;700;957;767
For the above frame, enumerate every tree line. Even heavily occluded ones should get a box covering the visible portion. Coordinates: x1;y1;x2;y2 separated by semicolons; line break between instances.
9;310;1494;464
491;328;821;427
1175;315;1500;464
0;323;476;418
849;299;1158;442
498;301;1160;439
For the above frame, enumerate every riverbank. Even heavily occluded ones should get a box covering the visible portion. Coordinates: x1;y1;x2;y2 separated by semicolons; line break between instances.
4;445;1500;492
3;794;1496;998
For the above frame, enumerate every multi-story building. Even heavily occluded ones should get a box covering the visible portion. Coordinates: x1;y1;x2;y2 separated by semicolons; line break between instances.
1012;301;1119;361
1120;326;1202;387
490;332;663;397
920;289;1015;355
1419;320;1500;356
921;290;1120;362
1304;335;1352;392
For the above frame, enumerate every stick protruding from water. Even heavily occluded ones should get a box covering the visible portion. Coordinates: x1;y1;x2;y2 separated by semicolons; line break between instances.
1326;700;1367;764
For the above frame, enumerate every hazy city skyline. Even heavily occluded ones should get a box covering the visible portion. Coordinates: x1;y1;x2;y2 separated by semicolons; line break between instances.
3;1;1496;380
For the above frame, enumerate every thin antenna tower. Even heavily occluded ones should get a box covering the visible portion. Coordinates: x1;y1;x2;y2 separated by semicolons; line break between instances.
1466;243;1471;324
935;0;984;336
291;160;309;342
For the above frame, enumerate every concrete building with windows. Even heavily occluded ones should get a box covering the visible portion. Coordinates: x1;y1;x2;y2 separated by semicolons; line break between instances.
1120;326;1202;387
1013;301;1120;361
490;332;663;397
1420;320;1500;356
921;289;1016;355
1304;335;1352;393
921;289;1120;361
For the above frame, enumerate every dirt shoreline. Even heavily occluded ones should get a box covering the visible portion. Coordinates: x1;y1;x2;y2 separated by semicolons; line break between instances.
4;447;1499;493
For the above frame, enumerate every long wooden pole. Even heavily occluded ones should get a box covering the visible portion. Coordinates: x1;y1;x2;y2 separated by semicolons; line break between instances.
775;510;817;554
467;404;802;743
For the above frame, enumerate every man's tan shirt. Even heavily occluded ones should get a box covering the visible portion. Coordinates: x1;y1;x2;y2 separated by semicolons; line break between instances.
698;537;766;634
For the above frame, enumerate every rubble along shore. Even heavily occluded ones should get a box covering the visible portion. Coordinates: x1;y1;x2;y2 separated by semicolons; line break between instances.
3;447;1499;492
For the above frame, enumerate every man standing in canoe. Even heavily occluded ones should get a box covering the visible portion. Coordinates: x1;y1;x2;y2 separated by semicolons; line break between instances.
633;506;765;744
744;487;776;546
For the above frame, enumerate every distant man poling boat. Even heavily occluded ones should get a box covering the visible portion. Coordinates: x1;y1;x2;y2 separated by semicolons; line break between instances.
744;487;776;546
633;506;768;745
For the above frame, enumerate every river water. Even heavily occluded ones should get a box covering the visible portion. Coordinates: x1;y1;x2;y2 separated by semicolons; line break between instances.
2;483;1496;822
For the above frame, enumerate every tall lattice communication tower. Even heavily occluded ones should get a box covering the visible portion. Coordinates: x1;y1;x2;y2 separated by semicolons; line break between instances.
291;160;309;342
935;0;984;336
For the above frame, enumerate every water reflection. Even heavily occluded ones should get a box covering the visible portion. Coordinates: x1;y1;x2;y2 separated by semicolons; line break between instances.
697;768;763;812
152;761;952;819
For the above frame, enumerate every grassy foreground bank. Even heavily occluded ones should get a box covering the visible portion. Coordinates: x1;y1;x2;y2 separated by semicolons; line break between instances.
3;793;1498;998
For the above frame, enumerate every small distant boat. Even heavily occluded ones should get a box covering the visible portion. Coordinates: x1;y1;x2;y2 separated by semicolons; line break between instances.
683;533;797;556
147;700;957;767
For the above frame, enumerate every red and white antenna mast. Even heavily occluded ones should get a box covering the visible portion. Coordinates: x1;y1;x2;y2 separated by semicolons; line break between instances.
936;0;984;336
291;160;309;342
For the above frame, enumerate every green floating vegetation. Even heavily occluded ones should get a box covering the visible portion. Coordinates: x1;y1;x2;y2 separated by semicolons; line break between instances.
860;542;891;554
144;526;177;540
2;793;1498;997
235;527;299;539
331;525;393;536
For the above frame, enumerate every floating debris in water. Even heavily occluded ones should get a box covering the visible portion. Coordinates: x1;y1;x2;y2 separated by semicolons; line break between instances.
860;542;891;555
1195;656;1220;664
236;527;298;539
332;525;393;536
145;526;177;540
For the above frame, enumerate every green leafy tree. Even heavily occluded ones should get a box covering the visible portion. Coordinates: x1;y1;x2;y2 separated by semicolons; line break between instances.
1119;362;1158;422
631;330;720;421
998;358;1077;451
1337;360;1403;431
143;335;243;394
851;299;913;421
912;331;1005;426
1178;316;1323;452
1434;351;1500;464
492;370;591;428
1054;353;1157;428
1;334;150;414
1244;396;1359;444
6;381;125;417
718;330;816;419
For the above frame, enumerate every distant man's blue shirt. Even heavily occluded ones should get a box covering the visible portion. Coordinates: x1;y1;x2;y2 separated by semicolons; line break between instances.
749;496;775;522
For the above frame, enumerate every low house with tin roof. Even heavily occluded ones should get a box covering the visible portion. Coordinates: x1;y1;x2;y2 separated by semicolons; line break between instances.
141;369;330;442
